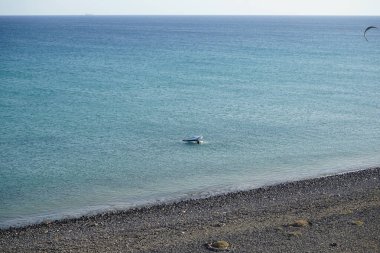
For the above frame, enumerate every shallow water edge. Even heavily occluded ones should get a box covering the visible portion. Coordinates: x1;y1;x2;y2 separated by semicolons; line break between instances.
1;166;378;230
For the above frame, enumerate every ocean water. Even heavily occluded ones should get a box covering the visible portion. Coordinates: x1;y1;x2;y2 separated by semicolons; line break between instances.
1;16;380;228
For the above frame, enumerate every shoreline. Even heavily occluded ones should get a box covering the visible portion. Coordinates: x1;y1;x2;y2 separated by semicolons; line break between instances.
1;167;379;252
0;165;373;230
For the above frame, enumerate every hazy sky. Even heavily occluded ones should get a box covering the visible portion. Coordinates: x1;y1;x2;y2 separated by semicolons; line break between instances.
0;0;379;15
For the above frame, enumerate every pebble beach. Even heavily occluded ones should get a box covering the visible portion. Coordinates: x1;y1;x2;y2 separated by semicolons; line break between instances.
1;167;379;252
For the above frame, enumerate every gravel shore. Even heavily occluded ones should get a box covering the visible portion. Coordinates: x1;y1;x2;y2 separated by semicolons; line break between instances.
1;167;379;252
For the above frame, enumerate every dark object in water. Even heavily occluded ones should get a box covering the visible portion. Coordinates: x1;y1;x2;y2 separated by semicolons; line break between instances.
364;26;377;41
182;135;203;144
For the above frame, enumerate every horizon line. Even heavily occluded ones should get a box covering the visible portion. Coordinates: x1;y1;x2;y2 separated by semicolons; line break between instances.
1;14;380;17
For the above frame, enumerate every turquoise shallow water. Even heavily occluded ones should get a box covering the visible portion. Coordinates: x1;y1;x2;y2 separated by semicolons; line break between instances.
1;16;380;228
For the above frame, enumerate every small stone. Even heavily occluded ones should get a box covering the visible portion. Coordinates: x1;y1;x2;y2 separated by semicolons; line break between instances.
350;220;364;226
206;240;231;251
286;231;302;238
288;219;310;227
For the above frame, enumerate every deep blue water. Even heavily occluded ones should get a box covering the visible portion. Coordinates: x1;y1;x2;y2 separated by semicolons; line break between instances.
1;16;380;228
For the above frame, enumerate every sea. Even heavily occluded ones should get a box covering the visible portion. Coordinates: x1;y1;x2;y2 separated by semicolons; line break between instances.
1;16;380;228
